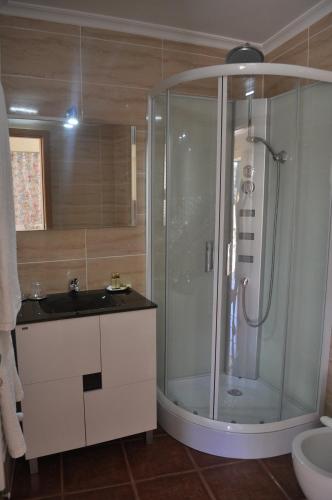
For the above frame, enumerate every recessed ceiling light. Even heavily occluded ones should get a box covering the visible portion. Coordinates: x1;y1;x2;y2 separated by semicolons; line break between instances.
10;106;38;114
245;90;255;96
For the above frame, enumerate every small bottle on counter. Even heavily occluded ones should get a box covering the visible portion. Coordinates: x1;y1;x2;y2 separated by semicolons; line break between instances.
111;273;118;289
111;273;121;289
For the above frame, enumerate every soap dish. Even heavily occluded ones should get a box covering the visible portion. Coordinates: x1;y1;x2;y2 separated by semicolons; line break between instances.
106;285;130;293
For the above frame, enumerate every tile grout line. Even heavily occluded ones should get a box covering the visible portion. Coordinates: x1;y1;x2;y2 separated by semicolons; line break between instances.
121;441;140;500
267;37;307;63
184;447;217;500
198;458;247;471
258;460;292;500
79;24;84;121
1;71;151;91
309;20;332;41
0;23;81;38
134;467;196;484
17;252;146;265
61;480;133;497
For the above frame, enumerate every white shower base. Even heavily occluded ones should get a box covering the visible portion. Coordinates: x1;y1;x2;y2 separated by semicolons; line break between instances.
167;373;306;424
158;374;319;459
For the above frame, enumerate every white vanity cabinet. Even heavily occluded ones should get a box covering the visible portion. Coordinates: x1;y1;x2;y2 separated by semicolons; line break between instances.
84;309;156;445
15;307;156;460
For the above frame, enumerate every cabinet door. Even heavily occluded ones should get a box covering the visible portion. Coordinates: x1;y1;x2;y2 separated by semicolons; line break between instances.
23;377;85;459
16;317;101;384
100;309;156;388
84;380;156;446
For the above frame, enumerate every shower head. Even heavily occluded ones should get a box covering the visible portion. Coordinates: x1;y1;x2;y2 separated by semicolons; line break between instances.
247;135;287;163
226;43;264;64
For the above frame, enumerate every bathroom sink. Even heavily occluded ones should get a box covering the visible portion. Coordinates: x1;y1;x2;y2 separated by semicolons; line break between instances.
39;290;120;314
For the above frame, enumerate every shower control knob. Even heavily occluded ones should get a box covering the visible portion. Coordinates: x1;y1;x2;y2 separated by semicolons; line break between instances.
241;180;255;194
243;165;254;178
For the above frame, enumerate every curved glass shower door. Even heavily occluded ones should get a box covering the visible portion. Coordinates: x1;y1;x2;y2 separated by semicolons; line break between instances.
150;71;332;429
152;90;220;418
216;75;332;424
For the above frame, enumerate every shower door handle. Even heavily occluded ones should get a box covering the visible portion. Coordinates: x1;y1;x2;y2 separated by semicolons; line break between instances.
205;241;214;272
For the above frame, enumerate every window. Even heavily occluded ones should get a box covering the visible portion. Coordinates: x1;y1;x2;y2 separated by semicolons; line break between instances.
9;130;50;231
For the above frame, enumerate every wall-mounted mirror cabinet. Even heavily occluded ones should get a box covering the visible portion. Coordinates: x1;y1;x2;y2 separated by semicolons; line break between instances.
9;118;137;231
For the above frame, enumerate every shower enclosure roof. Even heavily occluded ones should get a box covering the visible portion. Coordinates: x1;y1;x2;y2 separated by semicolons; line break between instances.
149;62;332;96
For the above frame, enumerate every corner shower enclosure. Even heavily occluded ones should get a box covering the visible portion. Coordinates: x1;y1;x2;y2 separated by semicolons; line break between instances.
147;63;332;458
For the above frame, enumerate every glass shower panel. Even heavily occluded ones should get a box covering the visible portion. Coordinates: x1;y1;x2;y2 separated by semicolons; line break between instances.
282;82;332;417
259;83;299;420
165;93;218;418
218;76;298;424
151;94;167;392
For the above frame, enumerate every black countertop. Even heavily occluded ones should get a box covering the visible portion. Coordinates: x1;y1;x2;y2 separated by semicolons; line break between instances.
17;288;157;325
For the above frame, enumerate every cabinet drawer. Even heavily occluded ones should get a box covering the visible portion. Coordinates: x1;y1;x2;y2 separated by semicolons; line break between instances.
23;377;85;459
100;309;156;388
84;379;156;446
16;316;101;384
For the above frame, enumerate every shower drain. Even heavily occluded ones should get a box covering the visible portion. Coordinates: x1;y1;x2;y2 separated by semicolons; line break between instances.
227;389;243;396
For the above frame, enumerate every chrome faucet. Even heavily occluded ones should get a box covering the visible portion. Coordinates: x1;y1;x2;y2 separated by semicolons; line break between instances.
69;278;80;293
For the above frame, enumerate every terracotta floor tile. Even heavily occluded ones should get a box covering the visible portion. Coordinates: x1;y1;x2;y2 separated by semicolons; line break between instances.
202;460;287;499
64;484;135;499
11;455;61;499
124;435;193;480
137;472;211;500
188;447;240;468
262;454;306;499
63;442;129;492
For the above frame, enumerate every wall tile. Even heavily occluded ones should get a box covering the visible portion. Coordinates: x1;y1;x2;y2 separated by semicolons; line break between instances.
309;25;332;71
163;50;222;96
309;12;332;37
136;128;147;174
83;83;147;125
86;226;145;258
82;26;162;48
51;183;102;229
0;15;80;35
266;30;308;62
49;135;100;164
2;76;81;118
0;27;80;80
163;40;227;58
87;255;146;293
82;37;162;88
137;173;146;215
18;259;87;295
50;161;101;185
17;229;86;263
51;206;102;229
264;41;308;97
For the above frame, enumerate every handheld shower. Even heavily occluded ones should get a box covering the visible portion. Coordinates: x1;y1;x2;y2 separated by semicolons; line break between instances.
246;136;287;163
241;134;287;328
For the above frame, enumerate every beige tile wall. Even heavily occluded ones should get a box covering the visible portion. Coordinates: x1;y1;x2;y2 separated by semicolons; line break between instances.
0;14;227;297
2;12;332;412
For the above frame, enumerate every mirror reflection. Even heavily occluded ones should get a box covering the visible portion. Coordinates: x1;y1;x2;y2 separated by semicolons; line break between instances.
9;118;137;230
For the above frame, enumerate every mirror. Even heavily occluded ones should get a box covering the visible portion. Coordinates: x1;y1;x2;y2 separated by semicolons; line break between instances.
9;117;137;230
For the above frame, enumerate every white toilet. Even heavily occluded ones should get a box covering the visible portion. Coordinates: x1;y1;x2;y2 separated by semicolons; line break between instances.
292;426;332;500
